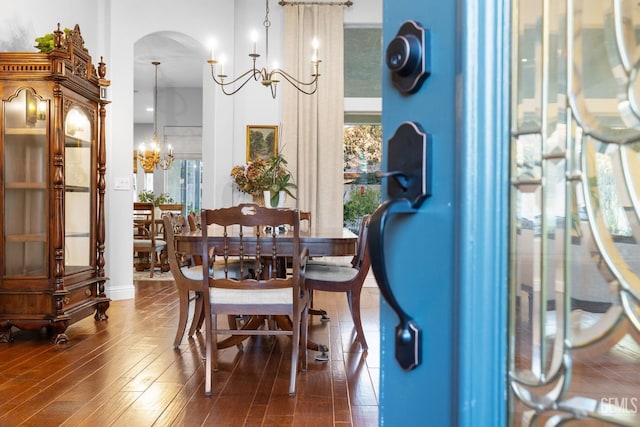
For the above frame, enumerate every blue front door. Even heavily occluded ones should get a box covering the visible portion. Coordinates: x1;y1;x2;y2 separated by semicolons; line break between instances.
375;1;509;425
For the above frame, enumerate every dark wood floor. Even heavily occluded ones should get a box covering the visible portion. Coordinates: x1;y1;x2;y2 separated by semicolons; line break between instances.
0;278;380;426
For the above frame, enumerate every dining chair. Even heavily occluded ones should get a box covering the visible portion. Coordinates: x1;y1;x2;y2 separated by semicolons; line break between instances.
300;211;312;232
159;203;185;215
182;209;257;341
156;203;185;237
305;214;371;351
200;204;309;396
163;212;258;348
133;202;167;278
187;212;203;268
162;213;203;347
187;211;199;232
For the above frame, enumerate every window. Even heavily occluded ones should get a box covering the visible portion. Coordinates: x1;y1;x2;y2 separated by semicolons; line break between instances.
343;118;382;231
165;159;202;214
163;126;202;213
344;27;382;98
343;26;382;230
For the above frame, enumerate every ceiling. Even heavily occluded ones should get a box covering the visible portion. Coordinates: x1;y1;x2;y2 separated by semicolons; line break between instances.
133;32;206;124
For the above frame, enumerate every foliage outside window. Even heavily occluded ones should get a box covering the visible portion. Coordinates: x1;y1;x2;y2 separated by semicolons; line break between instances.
343;186;381;232
343;124;382;178
343;123;382;231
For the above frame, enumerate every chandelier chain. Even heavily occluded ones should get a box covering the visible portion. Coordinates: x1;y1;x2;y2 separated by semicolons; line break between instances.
153;61;159;139
137;61;174;172
264;0;271;66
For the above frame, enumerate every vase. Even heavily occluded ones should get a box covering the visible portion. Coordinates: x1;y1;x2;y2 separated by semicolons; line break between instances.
263;190;281;208
262;190;286;208
263;190;277;208
253;193;265;206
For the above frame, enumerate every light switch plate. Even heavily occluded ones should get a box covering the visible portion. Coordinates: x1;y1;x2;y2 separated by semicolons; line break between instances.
113;177;131;190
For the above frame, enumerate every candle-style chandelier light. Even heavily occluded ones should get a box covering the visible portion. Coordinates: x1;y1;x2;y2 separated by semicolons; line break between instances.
137;61;174;173
207;0;321;99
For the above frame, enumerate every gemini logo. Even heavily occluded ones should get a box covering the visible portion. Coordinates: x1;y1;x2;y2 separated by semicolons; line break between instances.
600;397;639;414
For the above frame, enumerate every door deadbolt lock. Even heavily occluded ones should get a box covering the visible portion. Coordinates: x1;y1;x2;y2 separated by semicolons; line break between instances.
386;20;430;94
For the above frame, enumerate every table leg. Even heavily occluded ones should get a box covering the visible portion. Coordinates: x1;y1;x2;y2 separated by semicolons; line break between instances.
213;314;329;357
215;315;264;349
273;315;329;355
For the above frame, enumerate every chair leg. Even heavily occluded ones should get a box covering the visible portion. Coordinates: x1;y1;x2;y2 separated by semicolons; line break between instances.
289;311;300;396
212;314;219;371
348;289;368;351
149;250;155;278
301;306;308;372
173;290;190;348
188;292;204;337
204;308;213;396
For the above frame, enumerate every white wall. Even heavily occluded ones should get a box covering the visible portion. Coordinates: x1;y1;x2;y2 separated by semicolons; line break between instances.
0;0;382;301
345;0;382;25
210;0;284;209
0;3;100;53
108;0;238;300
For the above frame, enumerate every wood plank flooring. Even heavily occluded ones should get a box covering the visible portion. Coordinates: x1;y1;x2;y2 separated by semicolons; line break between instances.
0;279;380;426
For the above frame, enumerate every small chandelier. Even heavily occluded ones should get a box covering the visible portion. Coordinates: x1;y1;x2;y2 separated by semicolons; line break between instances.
207;0;321;99
138;61;174;173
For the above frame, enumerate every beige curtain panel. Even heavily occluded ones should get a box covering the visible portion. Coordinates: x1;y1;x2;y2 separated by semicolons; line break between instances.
281;3;345;232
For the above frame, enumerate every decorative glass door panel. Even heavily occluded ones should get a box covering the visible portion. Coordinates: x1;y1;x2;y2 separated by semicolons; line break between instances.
3;89;47;277
510;1;640;424
64;106;92;270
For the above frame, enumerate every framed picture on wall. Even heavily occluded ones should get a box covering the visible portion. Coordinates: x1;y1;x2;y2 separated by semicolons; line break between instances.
246;125;278;162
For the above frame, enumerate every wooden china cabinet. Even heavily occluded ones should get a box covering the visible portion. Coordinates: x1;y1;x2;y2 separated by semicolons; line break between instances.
0;24;110;343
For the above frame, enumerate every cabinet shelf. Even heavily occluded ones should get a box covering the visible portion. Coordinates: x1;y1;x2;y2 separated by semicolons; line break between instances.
4;128;46;136
65;232;90;238
65;185;90;193
5;182;46;190
5;233;46;243
65;136;91;148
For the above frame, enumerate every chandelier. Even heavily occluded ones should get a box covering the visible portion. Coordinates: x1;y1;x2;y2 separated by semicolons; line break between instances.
207;0;320;99
137;61;174;173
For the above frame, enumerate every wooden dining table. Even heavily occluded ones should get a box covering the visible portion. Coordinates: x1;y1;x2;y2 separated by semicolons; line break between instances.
173;225;358;354
173;225;357;258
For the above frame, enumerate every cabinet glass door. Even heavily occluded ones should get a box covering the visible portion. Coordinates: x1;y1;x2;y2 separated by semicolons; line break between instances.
3;89;47;277
64;106;92;271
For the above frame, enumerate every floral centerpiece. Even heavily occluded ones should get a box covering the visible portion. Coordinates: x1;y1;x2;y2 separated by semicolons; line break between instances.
230;158;271;197
230;153;297;206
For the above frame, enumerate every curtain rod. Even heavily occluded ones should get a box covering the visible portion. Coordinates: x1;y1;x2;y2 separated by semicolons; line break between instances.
278;1;353;6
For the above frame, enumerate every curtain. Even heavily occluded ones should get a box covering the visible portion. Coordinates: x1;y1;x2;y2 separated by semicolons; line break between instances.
282;4;344;232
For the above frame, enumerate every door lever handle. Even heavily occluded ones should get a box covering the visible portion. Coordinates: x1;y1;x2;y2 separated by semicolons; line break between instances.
377;170;409;191
368;121;431;371
369;199;421;371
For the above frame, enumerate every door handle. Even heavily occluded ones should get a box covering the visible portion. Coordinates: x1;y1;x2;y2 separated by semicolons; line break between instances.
369;121;430;371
